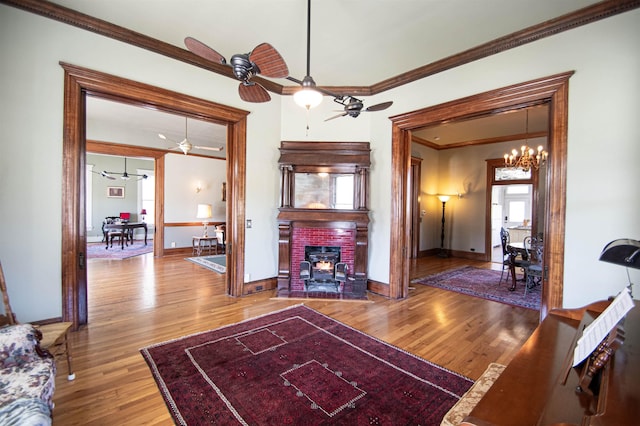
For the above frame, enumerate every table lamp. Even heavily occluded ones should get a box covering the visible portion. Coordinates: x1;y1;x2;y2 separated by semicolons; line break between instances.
196;204;213;237
140;209;147;222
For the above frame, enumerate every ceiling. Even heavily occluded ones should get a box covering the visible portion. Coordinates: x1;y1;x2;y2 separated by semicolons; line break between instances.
44;0;607;153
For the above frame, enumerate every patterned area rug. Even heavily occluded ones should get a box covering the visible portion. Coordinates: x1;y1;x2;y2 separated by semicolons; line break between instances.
412;266;541;310
141;305;473;425
186;255;226;273
86;241;152;260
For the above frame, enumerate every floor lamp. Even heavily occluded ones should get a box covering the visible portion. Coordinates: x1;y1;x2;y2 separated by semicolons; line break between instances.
437;195;450;258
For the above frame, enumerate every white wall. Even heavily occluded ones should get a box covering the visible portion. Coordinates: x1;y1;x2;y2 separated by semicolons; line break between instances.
361;9;640;307
0;5;281;321
1;5;638;322
163;155;226;248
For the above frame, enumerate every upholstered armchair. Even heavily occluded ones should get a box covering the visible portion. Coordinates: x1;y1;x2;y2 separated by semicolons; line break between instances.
0;324;56;425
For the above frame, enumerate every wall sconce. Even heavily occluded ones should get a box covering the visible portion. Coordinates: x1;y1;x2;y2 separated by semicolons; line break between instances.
195;183;202;193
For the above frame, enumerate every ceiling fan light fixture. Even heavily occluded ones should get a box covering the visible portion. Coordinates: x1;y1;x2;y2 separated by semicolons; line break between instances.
294;76;323;109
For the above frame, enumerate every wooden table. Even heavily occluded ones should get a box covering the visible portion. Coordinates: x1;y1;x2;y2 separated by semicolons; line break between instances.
103;222;148;250
506;241;528;291
192;236;217;256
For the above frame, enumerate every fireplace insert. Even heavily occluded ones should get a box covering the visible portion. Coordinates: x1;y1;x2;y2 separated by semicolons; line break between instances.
300;246;346;292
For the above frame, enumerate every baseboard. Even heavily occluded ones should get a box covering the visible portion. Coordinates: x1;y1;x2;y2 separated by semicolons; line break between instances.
367;279;390;297
243;278;277;295
87;236;154;243
31;317;64;326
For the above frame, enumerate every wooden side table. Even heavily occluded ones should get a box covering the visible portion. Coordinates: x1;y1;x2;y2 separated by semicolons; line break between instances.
192;236;217;256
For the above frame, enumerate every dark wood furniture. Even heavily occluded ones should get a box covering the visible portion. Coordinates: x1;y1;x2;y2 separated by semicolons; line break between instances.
462;301;640;426
506;241;529;291
103;222;148;250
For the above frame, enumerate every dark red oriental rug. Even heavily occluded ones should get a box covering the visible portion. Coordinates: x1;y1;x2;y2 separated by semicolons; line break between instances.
140;305;473;425
412;266;541;310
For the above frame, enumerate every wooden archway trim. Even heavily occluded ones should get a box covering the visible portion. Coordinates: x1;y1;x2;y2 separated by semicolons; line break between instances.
390;71;574;320
61;62;249;329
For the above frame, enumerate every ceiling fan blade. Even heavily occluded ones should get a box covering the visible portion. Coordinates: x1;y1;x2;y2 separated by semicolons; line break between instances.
184;37;226;64
194;145;224;152
94;170;116;180
249;43;289;78
324;112;348;122
365;101;393;112
239;82;271;103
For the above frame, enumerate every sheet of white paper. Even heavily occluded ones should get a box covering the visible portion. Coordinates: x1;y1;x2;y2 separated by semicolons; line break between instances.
572;288;634;367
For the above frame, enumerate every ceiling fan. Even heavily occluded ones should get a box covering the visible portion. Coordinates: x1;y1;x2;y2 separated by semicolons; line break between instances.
324;97;394;122
286;0;393;120
93;157;148;181
184;37;289;103
159;117;224;155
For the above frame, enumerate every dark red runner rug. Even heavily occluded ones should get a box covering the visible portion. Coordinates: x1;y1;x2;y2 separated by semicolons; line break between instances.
141;305;472;425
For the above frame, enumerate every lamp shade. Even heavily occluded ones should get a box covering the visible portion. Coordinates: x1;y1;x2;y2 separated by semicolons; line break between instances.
294;88;323;109
140;209;147;215
196;204;212;219
437;195;451;203
599;239;640;269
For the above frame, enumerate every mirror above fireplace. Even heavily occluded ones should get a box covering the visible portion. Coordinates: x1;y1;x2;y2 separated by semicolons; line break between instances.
294;173;354;209
278;141;370;211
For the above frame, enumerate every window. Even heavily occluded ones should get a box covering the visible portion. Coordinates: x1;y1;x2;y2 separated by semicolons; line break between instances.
138;169;155;224
495;167;531;181
506;185;530;195
508;200;526;224
86;164;93;230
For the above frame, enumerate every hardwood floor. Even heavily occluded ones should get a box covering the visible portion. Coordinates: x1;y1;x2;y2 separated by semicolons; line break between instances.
52;254;539;425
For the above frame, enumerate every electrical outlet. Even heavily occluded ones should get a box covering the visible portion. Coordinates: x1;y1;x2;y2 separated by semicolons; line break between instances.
244;273;251;281
170;242;176;248
246;219;252;228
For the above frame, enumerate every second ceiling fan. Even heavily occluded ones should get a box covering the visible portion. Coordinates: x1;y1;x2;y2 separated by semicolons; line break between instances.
159;117;224;155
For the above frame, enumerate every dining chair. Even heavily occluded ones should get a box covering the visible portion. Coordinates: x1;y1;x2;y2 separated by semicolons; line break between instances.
0;260;76;380
499;227;511;283
500;227;529;288
524;237;543;295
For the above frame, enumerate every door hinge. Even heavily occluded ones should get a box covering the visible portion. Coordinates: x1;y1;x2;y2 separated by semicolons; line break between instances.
79;252;85;270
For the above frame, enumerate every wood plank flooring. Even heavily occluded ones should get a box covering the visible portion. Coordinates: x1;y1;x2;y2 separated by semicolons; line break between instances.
52;254;539;425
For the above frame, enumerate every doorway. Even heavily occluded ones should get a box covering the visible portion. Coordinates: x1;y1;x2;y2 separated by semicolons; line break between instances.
389;71;573;319
61;63;250;329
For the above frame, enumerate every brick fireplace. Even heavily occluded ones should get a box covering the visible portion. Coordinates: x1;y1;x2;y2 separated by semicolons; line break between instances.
277;141;370;297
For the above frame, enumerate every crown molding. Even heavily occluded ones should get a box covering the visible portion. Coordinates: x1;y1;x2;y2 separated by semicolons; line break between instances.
3;0;639;96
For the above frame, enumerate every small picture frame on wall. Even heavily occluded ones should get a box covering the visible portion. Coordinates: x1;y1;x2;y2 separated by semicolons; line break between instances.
107;186;125;198
222;182;226;202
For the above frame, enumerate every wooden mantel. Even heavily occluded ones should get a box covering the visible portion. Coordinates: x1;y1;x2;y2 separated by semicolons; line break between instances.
276;141;371;296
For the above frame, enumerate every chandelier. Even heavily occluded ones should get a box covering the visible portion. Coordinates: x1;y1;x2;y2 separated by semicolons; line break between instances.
504;109;548;172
